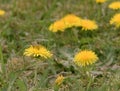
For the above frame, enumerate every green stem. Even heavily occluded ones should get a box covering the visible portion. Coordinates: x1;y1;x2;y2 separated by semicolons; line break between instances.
86;73;94;91
0;45;5;74
34;61;39;86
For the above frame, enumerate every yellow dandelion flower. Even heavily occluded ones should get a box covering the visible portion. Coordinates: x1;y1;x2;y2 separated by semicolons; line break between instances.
24;45;52;59
96;0;106;4
110;13;120;28
55;75;64;85
74;50;98;66
0;10;5;16
49;20;66;32
109;1;120;10
62;14;82;27
48;14;82;32
80;19;98;31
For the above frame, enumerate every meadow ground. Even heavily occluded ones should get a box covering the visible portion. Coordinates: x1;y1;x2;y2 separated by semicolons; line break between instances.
0;0;120;91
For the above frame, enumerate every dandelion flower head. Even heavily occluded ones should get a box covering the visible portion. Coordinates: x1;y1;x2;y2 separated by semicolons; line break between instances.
49;14;82;32
49;20;66;32
110;13;120;28
24;45;52;59
80;19;98;31
62;14;82;27
55;75;65;85
96;0;106;4
109;1;120;10
0;10;5;16
74;50;98;66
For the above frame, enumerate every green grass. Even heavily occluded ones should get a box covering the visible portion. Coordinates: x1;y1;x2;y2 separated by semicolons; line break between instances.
0;0;120;91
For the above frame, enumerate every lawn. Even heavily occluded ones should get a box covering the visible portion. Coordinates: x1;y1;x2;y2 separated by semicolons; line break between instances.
0;0;120;91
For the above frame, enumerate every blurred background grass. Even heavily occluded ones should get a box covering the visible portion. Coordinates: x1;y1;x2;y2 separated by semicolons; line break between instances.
0;0;120;91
